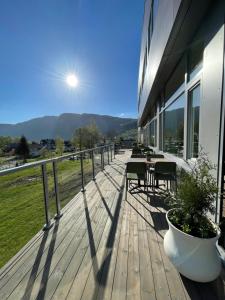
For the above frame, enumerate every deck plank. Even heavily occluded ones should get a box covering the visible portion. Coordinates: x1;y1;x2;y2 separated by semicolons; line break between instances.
3;174;110;299
0;150;224;300
110;193;131;300
0;173;106;291
126;190;141;300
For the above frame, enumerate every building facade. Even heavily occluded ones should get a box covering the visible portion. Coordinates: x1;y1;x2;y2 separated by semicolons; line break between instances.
137;0;225;223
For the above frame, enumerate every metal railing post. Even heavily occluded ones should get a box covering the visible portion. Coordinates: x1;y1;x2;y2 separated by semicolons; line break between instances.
114;144;116;159
107;145;110;165
53;160;63;219
92;150;95;181
110;145;113;162
80;152;85;192
101;147;104;170
41;164;52;230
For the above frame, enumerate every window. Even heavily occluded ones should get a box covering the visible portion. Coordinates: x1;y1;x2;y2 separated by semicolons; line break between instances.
143;125;149;145
149;119;157;147
188;42;203;81
187;84;200;158
147;9;153;52
152;0;159;30
147;0;158;53
159;112;163;150
163;93;185;157
165;57;185;101
141;47;148;91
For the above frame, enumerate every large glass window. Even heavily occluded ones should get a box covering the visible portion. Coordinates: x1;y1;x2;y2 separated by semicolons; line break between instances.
159;112;163;150
163;93;185;157
188;84;200;158
149;119;157;147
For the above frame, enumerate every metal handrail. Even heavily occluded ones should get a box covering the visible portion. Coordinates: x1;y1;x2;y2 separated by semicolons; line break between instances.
0;144;113;176
0;144;115;230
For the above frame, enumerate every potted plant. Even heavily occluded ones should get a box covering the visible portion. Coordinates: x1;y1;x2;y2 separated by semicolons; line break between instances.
164;152;221;282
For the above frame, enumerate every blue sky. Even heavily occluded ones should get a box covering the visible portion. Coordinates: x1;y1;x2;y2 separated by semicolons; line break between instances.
0;0;144;124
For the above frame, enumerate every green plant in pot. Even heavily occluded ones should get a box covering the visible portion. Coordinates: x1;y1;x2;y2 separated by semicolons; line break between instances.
164;152;221;282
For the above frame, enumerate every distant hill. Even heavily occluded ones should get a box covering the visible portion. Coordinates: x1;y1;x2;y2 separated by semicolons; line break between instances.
0;113;137;141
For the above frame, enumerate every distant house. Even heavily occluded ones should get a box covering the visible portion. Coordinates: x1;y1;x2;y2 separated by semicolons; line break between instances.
29;142;43;158
40;139;56;150
3;143;19;155
63;140;75;152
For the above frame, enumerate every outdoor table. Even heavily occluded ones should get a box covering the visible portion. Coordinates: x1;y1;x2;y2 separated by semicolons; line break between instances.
126;157;169;165
126;157;170;191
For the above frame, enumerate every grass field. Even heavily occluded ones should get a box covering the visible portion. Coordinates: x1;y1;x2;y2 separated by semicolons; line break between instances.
0;156;98;268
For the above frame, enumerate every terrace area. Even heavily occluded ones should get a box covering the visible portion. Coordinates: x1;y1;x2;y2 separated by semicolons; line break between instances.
0;150;225;300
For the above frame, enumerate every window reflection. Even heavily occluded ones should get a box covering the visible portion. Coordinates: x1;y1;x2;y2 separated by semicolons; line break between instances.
149;119;157;147
163;94;184;157
188;84;200;158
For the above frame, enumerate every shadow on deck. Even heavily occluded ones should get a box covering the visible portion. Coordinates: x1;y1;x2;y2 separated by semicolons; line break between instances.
0;150;225;300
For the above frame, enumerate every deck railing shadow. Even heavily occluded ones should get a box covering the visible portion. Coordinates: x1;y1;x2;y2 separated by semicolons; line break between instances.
95;182;113;220
108;164;124;176
22;220;59;300
126;195;164;239
82;193;99;277
102;170;121;192
94;181;125;296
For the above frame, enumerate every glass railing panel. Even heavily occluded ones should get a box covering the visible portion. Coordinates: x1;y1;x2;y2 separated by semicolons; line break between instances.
57;157;82;210
94;148;102;174
83;151;93;185
0;165;45;268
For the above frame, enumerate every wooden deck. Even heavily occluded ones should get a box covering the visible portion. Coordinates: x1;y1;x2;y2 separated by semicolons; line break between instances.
0;150;225;300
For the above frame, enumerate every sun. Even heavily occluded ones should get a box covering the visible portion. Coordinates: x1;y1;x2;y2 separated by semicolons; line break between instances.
66;74;79;88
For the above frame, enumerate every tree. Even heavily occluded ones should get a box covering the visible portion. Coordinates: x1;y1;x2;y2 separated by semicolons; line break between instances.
55;137;64;156
87;122;101;148
16;135;30;163
0;136;12;155
71;122;101;150
40;147;51;159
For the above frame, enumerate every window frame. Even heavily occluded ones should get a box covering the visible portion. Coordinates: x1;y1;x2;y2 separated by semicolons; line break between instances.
186;81;201;159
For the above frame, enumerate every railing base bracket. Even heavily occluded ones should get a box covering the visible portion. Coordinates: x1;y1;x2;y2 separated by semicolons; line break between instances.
43;222;53;231
54;213;63;220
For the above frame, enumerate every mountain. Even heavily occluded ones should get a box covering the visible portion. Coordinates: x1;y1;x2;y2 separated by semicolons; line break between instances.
0;113;137;141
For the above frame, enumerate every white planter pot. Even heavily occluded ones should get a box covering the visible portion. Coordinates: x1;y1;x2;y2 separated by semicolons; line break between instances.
164;209;221;282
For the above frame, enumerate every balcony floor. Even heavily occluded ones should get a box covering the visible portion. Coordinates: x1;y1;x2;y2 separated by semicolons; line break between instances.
0;150;225;300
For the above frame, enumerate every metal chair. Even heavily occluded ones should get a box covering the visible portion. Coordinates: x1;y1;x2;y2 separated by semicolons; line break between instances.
126;162;147;195
132;147;142;155
152;161;177;192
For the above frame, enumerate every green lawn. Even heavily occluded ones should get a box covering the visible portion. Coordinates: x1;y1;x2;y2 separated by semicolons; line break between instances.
0;158;92;268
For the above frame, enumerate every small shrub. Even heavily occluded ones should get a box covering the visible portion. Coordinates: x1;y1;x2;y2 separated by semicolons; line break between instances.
167;151;218;238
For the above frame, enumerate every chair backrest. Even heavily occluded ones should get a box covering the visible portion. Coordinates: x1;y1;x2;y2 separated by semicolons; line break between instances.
126;162;146;174
143;147;151;152
131;154;146;158
154;162;176;175
132;148;142;155
150;154;164;158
